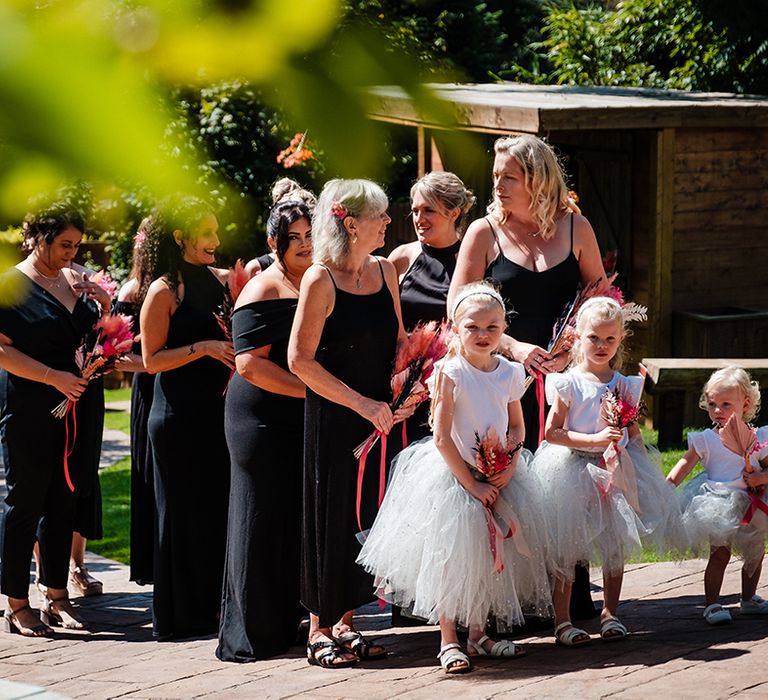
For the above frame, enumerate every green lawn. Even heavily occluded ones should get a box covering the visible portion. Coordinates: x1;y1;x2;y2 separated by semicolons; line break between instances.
89;456;131;564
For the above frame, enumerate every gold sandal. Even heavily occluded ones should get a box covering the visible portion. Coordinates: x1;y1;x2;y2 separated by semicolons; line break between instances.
1;605;52;637
41;597;87;630
69;566;103;597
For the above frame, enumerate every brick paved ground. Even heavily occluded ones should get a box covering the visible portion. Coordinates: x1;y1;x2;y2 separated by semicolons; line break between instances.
1;554;768;699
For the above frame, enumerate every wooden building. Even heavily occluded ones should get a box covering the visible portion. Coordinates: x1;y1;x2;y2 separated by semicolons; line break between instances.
368;82;768;429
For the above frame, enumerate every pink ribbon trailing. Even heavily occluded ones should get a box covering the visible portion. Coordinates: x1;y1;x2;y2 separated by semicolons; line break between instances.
535;372;545;446
741;491;768;525
355;431;388;536
63;401;77;492
599;442;641;513
482;496;532;573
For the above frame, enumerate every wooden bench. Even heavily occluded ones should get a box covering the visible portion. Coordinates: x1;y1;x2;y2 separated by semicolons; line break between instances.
641;358;768;449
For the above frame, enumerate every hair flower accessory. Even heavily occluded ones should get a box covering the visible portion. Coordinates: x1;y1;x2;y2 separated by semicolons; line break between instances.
331;201;348;221
133;231;146;251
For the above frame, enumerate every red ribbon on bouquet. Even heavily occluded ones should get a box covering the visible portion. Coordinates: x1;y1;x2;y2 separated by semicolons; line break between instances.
62;401;77;492
355;431;388;536
741;491;768;525
482;497;532;574
535;372;546;446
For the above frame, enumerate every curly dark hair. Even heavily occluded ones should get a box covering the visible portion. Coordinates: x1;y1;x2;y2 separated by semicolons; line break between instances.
135;196;215;307
267;200;312;264
21;203;85;253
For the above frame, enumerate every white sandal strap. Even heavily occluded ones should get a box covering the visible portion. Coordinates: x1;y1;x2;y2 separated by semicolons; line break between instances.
437;642;461;658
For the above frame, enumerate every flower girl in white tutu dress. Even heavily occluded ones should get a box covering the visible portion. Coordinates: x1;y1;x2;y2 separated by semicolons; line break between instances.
667;366;768;625
357;282;551;674
533;296;684;646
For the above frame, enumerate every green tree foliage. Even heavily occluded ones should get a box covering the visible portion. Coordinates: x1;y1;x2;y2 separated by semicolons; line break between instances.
513;0;768;94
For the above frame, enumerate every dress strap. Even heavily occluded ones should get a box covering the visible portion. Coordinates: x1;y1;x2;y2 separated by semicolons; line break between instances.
484;216;501;257
318;264;338;289
375;257;384;283
570;212;575;251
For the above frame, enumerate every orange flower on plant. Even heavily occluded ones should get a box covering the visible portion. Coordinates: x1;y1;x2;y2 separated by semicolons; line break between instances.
276;132;315;169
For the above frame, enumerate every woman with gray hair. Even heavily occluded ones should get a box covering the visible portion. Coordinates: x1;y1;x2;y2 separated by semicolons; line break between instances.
288;178;410;668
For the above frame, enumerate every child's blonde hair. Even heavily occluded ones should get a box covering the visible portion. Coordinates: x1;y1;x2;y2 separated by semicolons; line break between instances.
429;281;508;426
699;366;761;423
570;296;627;371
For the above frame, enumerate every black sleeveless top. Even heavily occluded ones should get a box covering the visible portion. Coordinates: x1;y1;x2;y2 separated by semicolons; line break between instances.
399;240;460;330
486;214;580;348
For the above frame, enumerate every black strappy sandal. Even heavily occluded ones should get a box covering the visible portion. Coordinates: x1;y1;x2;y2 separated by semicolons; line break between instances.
306;639;358;668
335;630;388;660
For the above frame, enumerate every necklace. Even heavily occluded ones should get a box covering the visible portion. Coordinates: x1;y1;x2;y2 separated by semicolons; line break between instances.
31;261;63;290
355;271;362;289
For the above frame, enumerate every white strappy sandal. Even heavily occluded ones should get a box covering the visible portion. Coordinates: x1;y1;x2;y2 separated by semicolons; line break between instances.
703;603;732;625
600;614;628;641
554;621;591;647
437;643;472;674
467;634;525;658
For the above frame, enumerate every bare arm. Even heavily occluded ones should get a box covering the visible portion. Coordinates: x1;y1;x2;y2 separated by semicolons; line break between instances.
544;394;622;450
140;279;234;373
388;242;420;280
287;265;394;434
232;274;305;398
0;333;88;401
666;447;701;487
573;214;608;288
432;373;498;506
114;278;144;372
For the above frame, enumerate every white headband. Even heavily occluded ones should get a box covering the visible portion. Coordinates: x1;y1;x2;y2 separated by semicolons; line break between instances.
450;287;506;322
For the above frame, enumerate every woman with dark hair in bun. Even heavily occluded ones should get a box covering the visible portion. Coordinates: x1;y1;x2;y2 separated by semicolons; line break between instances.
0;204;111;635
244;178;316;277
140;197;234;640
217;199;313;662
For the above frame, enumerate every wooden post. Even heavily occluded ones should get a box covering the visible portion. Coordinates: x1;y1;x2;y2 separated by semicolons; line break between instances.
649;128;676;444
430;136;444;171
417;126;426;178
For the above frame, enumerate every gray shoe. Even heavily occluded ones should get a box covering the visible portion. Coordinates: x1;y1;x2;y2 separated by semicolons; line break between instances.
740;595;768;615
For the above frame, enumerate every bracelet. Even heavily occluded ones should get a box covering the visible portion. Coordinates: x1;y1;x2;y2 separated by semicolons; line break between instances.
43;367;51;384
188;343;195;356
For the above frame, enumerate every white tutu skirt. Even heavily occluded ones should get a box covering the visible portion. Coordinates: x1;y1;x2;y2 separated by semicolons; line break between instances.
680;473;767;573
532;440;686;579
356;438;552;630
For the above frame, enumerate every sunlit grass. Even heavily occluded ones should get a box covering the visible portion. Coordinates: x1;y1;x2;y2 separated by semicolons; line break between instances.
89;457;131;564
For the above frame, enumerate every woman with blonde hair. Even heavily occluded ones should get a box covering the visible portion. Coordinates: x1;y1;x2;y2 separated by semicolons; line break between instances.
288;178;411;668
448;134;607;620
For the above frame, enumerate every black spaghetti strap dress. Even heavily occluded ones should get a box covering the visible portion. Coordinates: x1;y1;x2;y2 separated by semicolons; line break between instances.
398;242;460;445
485;215;580;452
147;260;231;639
485;214;596;620
0;269;101;597
217;298;305;662
302;262;398;628
114;298;155;584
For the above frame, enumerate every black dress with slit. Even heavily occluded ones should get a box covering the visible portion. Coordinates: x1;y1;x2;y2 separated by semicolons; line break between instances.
485;214;596;619
302;263;398;628
147;260;231;639
217;298;305;662
0;270;101;597
114;299;155;584
398;242;459;444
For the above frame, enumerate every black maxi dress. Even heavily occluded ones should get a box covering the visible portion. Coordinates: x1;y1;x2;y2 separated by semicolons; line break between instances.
114;299;155;584
0;271;101;597
398;240;460;443
148;260;231;639
217;298;304;662
485;213;596;619
302;263;398;628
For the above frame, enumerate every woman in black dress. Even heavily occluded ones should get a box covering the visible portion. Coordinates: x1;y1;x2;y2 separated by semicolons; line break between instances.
140;198;234;640
448;134;607;627
288;179;410;668
0;205;110;635
217;200;313;662
113;220;155;585
389;171;475;443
